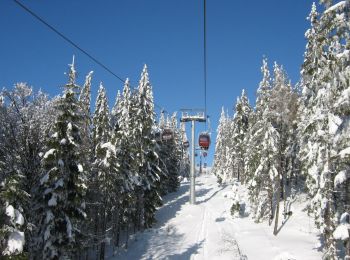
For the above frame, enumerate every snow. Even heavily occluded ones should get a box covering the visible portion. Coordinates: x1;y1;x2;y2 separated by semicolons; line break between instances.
48;194;57;206
5;205;24;227
78;164;83;173
273;252;296;260
110;174;322;260
44;148;56;159
328;113;342;135
40;172;50;185
333;224;349;241
3;231;25;255
338;147;350;158
58;159;64;167
334;170;347;187
334;212;350;241
324;1;346;14
66;216;72;239
15;211;24;226
6;204;15;219
60;138;67;145
340;212;350;224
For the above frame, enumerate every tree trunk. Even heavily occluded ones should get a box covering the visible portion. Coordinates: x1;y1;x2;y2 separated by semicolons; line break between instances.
125;224;129;249
273;180;281;235
99;204;106;260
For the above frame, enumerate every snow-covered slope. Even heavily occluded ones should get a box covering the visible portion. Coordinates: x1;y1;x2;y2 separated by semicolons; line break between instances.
110;174;323;260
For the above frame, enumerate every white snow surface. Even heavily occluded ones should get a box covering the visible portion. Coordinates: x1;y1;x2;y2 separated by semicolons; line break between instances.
4;231;25;255
109;174;322;260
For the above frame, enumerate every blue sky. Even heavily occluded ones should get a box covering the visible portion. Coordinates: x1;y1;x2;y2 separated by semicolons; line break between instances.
1;0;314;165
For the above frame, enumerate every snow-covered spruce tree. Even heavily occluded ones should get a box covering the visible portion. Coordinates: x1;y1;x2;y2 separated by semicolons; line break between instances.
156;112;170;195
245;58;272;184
231;89;252;183
213;107;230;183
132;65;162;229
91;83;120;259
269;62;299;235
33;59;86;259
250;111;280;224
179;121;190;178
223;111;234;181
168;113;182;191
111;78;136;248
76;72;95;256
111;89;121;130
324;1;350;257
78;71;93;177
245;58;272;219
158;113;181;195
0;160;27;258
298;1;350;257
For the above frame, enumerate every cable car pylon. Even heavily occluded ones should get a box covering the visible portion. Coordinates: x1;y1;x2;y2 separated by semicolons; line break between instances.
180;109;206;204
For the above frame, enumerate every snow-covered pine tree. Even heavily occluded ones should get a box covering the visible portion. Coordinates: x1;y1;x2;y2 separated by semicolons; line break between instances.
111;89;121;130
168;113;181;191
324;1;350;257
133;65;162;229
245;58;272;184
78;71;93;179
33;59;86;259
91;83;121;259
298;1;350;257
111;78;136;248
179;121;190;178
0;164;27;258
76;72;94;256
213;107;228;184
269;62;298;235
231;89;252;183
245;58;273;218
250;113;280;224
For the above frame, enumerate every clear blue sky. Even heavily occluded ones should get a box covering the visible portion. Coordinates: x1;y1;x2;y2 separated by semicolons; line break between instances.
1;0;314;165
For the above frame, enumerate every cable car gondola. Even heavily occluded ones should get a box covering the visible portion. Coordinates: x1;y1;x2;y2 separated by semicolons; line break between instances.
183;140;189;149
199;132;210;150
161;128;173;141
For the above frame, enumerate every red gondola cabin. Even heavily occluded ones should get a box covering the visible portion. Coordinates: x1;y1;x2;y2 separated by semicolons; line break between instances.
199;133;210;150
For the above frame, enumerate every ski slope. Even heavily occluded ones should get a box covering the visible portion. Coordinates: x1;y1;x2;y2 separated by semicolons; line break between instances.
110;174;323;260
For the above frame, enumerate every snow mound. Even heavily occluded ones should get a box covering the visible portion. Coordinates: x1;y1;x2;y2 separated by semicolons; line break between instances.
273;252;296;260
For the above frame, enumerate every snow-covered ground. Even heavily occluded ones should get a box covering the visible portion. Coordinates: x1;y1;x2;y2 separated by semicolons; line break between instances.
110;174;323;260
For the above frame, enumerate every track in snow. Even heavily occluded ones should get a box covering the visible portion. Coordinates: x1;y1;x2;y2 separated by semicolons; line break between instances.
110;174;244;260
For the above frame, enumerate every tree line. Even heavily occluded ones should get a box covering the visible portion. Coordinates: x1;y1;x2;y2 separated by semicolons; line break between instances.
0;61;189;259
213;1;350;259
